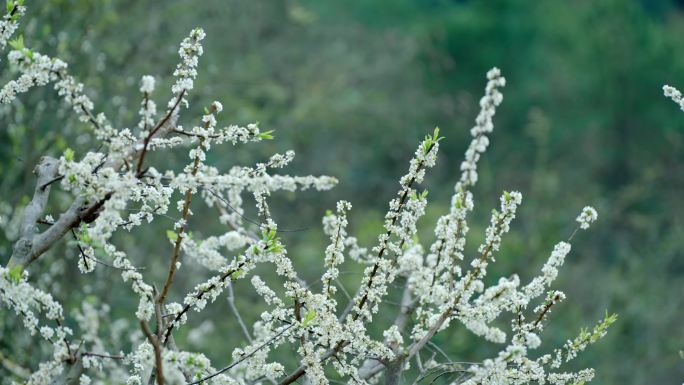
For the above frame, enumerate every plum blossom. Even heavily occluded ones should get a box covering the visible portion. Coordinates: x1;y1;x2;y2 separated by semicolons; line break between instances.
0;3;615;384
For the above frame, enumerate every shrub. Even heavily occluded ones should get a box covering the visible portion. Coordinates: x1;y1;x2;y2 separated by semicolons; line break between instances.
0;2;616;384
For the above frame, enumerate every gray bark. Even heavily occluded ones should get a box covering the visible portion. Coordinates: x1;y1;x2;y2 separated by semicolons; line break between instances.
9;110;178;270
9;156;59;268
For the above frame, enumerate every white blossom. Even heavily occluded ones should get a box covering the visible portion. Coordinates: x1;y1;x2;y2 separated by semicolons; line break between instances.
0;1;25;52
0;10;614;383
663;84;684;111
576;206;598;230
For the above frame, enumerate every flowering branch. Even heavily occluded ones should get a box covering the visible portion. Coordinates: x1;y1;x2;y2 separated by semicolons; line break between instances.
9;156;60;268
0;5;619;385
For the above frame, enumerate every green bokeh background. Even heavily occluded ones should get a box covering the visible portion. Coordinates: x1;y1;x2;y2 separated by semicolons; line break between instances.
1;0;683;383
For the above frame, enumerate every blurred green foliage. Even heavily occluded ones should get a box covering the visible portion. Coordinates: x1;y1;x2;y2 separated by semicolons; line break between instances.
1;0;684;383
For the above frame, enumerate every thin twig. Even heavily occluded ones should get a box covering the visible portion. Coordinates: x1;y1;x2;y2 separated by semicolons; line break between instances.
187;324;293;385
137;90;185;176
81;352;125;360
226;281;253;343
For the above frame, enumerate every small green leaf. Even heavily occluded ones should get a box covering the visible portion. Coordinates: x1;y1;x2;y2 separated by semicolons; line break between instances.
230;269;243;280
64;147;74;162
432;127;444;142
9;35;23;50
166;230;178;242
302;308;316;327
258;130;275;140
422;127;445;155
79;231;92;245
8;264;23;283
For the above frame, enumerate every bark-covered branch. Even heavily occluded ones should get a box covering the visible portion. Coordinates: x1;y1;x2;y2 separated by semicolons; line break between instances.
9;156;59;268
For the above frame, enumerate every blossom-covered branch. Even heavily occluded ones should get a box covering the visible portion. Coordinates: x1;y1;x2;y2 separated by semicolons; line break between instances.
0;4;618;385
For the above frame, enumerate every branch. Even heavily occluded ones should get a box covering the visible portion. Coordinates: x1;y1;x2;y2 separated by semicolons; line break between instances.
9;156;59;268
0;351;29;379
188;324;293;385
141;320;164;385
48;358;84;385
226;281;253;343
157;137;204;306
357;281;415;380
136;90;185;176
10;109;179;269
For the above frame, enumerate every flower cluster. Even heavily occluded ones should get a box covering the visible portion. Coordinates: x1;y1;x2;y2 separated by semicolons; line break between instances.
576;206;598;230
0;50;66;103
0;0;25;52
171;28;205;103
458;67;506;189
138;75;157;132
663;84;684;111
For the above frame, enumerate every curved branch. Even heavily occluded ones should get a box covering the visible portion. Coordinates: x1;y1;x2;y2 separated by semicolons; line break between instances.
10;109;179;269
9;156;59;268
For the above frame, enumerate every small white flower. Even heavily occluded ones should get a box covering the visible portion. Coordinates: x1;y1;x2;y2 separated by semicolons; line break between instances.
140;75;155;94
211;100;223;113
576;206;598;230
79;374;91;385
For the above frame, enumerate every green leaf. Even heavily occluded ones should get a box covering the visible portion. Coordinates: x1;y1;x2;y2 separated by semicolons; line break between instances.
230;269;243;280
431;127;444;142
9;35;23;50
79;231;92;245
166;230;178;242
302;308;316;327
422;126;445;155
258;130;275;140
64;147;74;162
8;264;23;283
